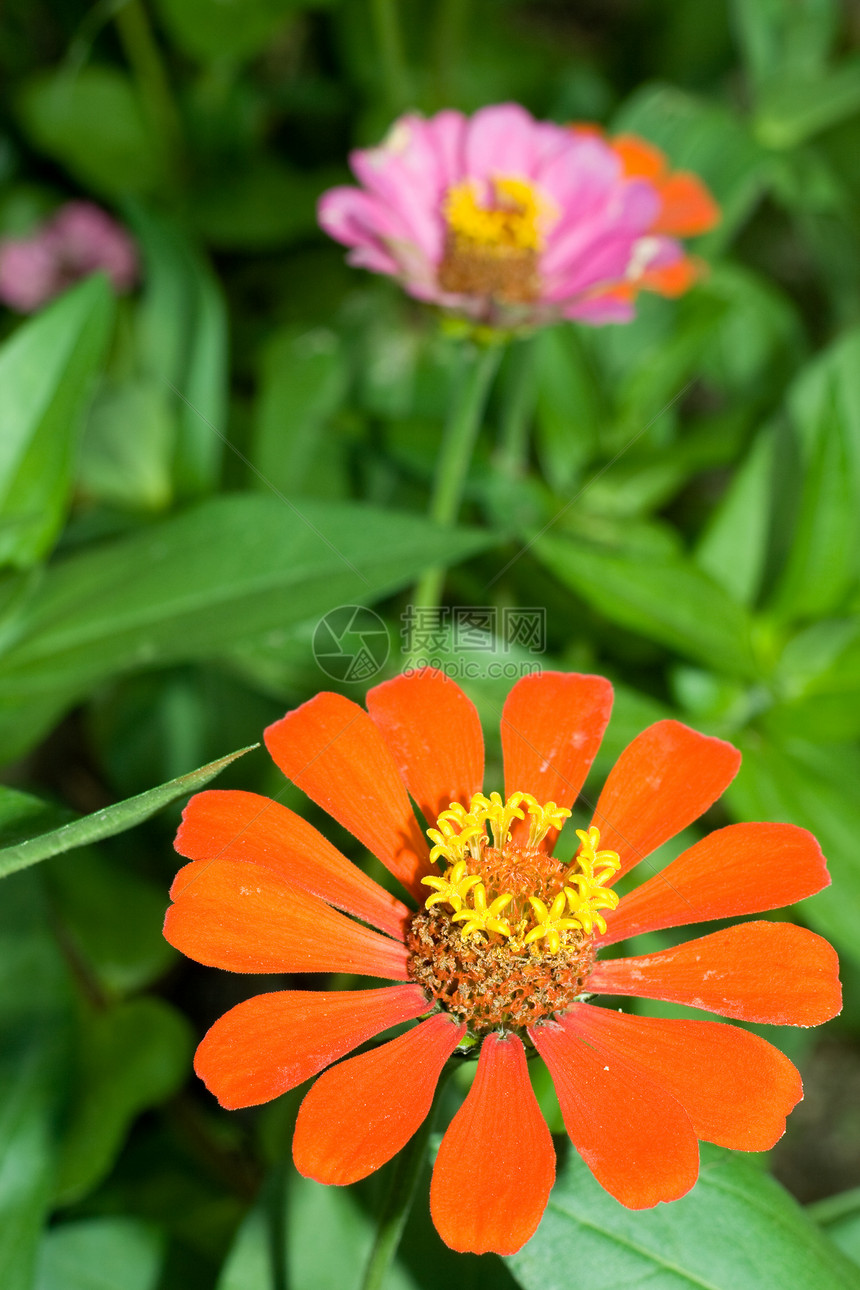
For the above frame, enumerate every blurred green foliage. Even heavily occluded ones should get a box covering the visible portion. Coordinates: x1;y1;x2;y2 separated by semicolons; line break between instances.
2;0;860;1286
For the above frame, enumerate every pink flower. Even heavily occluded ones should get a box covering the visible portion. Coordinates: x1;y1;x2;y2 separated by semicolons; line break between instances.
0;202;138;313
318;104;688;328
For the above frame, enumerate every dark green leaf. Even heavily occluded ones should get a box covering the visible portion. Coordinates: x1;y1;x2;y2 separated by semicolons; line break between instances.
534;533;759;677
756;58;860;150
151;0;324;64
532;327;600;493
46;849;177;996
0;495;491;763
131;208;228;497
17;68;165;196
0;276;113;567
54;999;192;1205
770;330;860;618
0;872;73;1290
725;735;860;962
0;744;255;878
509;1145;860;1290
78;379;174;512
217;1168;416;1290
253;326;349;497
191;160;337;249
811;1188;860;1268
730;0;838;90
696;426;776;605
35;1218;164;1290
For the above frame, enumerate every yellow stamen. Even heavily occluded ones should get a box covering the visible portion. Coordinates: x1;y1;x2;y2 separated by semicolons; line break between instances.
523;795;572;848
523;892;582;954
423;797;621;952
452;883;513;941
444;176;554;253
421;860;482;912
561;826;621;934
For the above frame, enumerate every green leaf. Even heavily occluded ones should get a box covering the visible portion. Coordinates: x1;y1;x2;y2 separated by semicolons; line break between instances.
217;1168;417;1290
532;327;600;493
151;0;319;64
46;849;177;996
534;533;758;678
811;1187;860;1268
724;735;860;963
253;326;349;498
0;872;73;1290
0;744;255;879
35;1218;164;1290
769;329;860;619
191;159;337;249
131;207;228;497
54;999;192;1206
756;58;860;150
730;0;838;90
18;67;165;196
767;620;860;742
0;495;491;763
0;276;113;568
78;378;174;511
696;426;776;605
509;1145;860;1290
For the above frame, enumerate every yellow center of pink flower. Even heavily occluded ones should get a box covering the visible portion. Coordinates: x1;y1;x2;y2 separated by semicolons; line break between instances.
437;176;556;305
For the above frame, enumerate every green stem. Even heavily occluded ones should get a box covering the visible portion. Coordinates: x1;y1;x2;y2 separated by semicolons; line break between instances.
496;336;537;477
359;1073;448;1290
114;0;183;185
432;0;468;107
410;343;502;630
370;0;411;113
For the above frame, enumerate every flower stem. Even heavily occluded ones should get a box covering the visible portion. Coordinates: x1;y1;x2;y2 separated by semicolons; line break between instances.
409;343;502;631
496;336;537;477
370;0;411;114
359;1073;449;1290
114;0;183;186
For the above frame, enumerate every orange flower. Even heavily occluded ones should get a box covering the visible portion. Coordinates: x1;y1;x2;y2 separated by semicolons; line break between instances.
164;669;840;1256
569;125;719;312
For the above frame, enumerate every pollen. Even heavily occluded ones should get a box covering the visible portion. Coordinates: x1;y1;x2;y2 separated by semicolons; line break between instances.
409;792;620;1032
437;175;557;304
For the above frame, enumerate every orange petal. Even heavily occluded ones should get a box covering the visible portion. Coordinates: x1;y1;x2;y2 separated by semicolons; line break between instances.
589;921;842;1024
652;172;720;237
292;1013;464;1184
501;672;613;846
164;858;410;979
600;822;830;946
561;1003;802;1151
590;720;741;878
612;133;667;182
430;1033;555;1255
366;668;484;825
175;790;411;941
640;256;700;297
530;1016;699;1208
265;693;431;897
194;984;429;1109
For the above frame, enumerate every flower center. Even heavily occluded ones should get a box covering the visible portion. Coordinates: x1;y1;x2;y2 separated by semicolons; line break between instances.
437;176;556;304
406;793;620;1034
